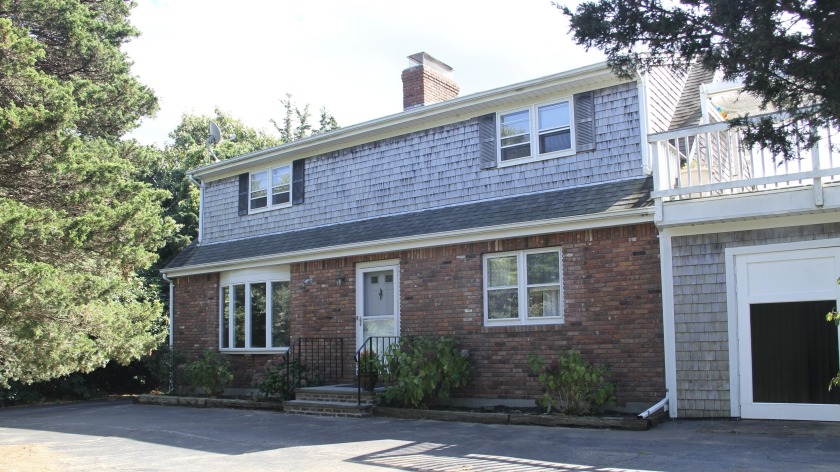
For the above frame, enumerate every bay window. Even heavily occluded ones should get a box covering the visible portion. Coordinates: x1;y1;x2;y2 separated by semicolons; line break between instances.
220;279;290;351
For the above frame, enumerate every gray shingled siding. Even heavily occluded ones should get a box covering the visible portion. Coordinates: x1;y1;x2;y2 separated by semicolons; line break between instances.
202;82;642;244
646;67;686;134
671;223;840;417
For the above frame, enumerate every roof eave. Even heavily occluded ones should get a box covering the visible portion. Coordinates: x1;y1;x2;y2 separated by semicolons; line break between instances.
161;206;654;277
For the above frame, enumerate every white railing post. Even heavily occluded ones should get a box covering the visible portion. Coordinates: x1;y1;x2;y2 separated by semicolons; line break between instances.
812;126;824;207
651;141;665;222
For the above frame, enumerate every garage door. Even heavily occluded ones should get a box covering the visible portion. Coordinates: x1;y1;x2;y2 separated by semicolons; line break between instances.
734;246;840;421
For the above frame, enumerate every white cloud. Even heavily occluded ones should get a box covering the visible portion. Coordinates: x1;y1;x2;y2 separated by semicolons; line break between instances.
124;0;602;146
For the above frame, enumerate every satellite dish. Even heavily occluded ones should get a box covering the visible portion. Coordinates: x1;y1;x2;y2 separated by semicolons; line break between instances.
208;121;222;146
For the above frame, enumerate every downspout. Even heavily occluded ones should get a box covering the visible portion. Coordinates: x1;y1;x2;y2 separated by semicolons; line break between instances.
187;174;204;243
161;273;174;348
639;397;669;419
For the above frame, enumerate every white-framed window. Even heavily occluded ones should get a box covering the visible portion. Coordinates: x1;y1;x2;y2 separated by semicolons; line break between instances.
498;98;573;165
250;163;291;212
219;267;291;352
483;248;564;326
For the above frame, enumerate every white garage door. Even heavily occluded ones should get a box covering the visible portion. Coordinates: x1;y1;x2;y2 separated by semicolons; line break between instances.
732;244;840;421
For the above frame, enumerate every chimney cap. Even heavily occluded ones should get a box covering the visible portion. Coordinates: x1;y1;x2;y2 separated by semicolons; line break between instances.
407;52;454;76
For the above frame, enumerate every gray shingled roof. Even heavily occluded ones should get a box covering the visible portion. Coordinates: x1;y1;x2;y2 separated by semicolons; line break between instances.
670;64;717;130
164;177;653;272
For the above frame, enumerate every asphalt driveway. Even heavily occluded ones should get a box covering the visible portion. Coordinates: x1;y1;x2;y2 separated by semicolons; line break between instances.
0;398;838;471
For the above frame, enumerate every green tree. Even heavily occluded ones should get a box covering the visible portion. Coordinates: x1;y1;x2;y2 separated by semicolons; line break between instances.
560;0;840;158
271;93;339;142
140;109;283;280
0;0;173;387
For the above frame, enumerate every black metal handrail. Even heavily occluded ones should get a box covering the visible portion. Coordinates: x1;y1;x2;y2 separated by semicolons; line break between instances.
355;336;400;404
290;337;345;393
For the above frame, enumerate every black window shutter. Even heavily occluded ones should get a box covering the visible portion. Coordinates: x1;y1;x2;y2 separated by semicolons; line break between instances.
574;91;596;152
292;159;305;204
478;113;497;170
238;173;249;215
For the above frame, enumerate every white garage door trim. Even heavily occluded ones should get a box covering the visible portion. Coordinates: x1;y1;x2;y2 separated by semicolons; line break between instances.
726;239;840;421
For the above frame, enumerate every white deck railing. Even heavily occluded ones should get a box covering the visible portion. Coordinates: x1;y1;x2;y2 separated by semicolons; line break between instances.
649;121;839;200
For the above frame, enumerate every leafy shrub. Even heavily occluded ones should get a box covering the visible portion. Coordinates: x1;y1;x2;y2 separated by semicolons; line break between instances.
185;350;233;397
357;350;381;391
143;344;187;394
257;360;305;400
528;350;616;415
380;336;473;409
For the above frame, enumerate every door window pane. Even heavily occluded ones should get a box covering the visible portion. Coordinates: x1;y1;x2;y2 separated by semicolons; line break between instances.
363;318;395;338
271;282;291;348
250;283;266;348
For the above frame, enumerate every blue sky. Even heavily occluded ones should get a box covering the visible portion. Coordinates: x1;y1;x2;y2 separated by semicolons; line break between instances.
124;0;601;146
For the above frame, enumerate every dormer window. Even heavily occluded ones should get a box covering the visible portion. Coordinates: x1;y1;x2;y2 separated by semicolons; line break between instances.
250;164;291;211
240;161;303;215
479;91;594;170
499;98;573;165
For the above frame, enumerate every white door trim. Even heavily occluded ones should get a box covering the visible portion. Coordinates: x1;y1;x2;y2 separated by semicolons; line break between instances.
355;260;400;350
726;239;840;420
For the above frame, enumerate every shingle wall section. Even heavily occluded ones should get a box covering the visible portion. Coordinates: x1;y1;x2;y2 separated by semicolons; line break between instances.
646;67;686;134
671;223;840;417
202;82;643;244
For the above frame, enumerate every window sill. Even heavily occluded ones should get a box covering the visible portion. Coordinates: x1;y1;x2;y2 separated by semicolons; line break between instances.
219;347;290;355
497;150;575;168
247;202;292;215
484;317;564;327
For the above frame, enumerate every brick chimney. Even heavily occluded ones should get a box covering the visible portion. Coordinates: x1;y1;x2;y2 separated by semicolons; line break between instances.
401;52;459;110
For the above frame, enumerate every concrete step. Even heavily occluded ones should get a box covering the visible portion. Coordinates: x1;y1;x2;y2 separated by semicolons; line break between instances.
283;399;373;418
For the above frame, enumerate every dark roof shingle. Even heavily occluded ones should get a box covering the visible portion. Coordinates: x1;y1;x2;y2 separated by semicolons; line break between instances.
164;177;653;272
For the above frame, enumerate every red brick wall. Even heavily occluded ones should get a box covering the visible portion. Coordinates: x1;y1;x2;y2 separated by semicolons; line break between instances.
288;223;664;405
171;273;287;388
175;223;664;400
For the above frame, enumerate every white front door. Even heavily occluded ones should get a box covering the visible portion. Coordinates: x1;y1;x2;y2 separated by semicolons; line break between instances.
356;261;400;351
733;244;840;421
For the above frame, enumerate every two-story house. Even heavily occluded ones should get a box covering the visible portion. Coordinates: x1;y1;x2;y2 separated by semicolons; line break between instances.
163;52;840;421
163;53;664;413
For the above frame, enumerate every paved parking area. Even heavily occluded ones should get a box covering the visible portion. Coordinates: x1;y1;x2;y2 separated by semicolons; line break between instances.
0;398;838;471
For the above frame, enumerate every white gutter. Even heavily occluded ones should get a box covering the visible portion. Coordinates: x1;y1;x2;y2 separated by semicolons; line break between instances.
636;70;652;175
658;228;679;417
187;175;204;243
161;273;174;348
